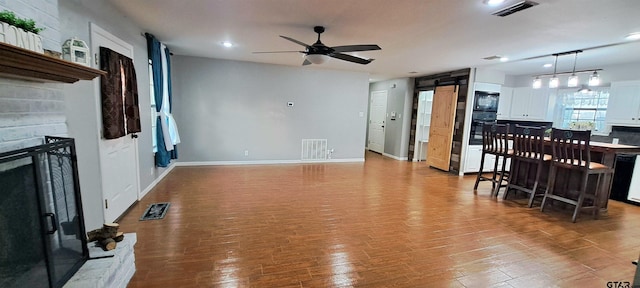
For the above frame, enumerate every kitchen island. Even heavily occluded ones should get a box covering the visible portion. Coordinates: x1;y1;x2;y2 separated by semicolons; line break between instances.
508;140;640;213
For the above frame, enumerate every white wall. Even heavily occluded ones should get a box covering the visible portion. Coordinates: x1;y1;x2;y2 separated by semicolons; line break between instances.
473;68;506;85
172;56;370;163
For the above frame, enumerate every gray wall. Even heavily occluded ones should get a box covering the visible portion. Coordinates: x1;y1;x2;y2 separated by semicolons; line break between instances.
59;0;165;229
368;78;413;159
172;56;370;162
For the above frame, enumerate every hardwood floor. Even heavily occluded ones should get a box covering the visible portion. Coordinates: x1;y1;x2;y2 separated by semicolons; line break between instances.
120;151;640;287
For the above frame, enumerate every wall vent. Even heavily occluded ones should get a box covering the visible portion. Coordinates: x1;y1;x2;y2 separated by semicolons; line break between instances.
301;139;328;161
492;1;539;17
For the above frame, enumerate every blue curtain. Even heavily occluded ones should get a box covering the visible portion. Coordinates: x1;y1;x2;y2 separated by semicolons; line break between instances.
146;33;171;167
165;46;178;160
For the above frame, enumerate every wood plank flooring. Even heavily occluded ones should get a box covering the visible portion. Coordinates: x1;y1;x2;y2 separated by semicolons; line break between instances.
120;151;640;287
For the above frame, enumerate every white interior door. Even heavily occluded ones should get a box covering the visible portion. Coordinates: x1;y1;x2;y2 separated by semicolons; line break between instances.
368;90;387;154
91;23;140;223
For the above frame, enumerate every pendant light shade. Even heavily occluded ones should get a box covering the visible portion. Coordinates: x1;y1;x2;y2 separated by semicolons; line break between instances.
589;71;600;86
567;52;580;87
549;55;559;88
568;75;579;87
532;77;542;89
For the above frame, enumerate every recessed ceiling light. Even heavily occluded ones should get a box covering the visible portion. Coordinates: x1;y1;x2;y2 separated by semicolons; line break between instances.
221;41;233;48
499;57;509;62
625;32;640;41
543;63;553;68
484;0;506;6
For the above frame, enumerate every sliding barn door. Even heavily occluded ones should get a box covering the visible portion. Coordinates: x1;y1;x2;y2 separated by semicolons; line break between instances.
426;85;458;171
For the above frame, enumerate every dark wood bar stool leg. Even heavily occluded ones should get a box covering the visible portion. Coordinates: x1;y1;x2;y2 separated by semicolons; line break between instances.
492;153;510;198
474;149;487;190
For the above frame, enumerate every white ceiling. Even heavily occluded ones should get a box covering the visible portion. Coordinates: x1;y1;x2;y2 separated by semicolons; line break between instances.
107;0;640;82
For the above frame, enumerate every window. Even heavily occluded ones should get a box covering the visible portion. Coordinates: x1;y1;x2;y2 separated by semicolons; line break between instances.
558;88;609;132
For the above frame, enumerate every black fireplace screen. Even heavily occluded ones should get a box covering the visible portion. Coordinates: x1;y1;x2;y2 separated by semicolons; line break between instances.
0;137;88;288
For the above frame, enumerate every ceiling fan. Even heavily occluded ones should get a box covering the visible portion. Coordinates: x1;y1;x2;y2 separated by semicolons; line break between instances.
254;26;381;65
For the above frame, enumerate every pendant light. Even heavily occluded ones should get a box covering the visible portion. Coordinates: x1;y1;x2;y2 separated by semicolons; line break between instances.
567;51;579;87
548;55;559;88
532;77;542;89
589;71;600;86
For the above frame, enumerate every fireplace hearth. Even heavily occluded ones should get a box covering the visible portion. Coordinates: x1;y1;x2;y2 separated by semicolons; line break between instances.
0;136;88;288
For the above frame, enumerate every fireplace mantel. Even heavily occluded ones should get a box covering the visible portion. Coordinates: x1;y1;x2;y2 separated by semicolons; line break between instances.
0;42;106;83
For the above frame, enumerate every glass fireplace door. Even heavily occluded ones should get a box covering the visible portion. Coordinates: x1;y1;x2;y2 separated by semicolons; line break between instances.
0;157;50;288
41;142;88;287
0;137;88;288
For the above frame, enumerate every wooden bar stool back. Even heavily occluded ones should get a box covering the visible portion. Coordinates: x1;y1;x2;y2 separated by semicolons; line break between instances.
540;128;614;222
504;125;550;207
473;123;511;197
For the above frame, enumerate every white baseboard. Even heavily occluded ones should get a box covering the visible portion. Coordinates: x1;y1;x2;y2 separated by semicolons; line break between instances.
139;163;176;200
176;158;365;166
382;153;408;161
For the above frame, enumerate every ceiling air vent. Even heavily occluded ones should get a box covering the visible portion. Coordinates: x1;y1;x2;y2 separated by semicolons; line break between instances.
483;55;501;60
492;0;539;17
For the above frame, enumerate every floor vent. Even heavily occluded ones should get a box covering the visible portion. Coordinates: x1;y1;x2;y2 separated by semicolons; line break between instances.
492;1;539;17
301;139;328;161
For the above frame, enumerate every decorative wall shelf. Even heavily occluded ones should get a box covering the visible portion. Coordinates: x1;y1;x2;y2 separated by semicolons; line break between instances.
0;42;106;83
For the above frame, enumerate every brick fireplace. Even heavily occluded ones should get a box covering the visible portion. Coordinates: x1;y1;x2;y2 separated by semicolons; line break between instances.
0;1;136;287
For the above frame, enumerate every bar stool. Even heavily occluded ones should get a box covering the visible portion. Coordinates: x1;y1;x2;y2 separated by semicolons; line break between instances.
503;125;550;207
540;128;614;222
473;123;511;198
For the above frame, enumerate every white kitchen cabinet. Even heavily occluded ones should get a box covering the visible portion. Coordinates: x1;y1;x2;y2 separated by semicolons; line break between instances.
464;146;494;173
497;86;513;120
509;87;551;121
606;81;640;126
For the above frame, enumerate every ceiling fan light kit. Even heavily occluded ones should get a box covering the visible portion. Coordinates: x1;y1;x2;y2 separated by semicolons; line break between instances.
254;26;381;66
305;53;329;64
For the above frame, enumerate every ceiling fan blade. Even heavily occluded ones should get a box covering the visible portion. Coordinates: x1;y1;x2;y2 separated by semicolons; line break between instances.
302;59;312;66
252;51;305;54
280;35;311;48
330;53;374;65
331;44;381;53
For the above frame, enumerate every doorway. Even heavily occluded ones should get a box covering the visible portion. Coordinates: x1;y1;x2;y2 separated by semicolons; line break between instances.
368;90;387;154
90;23;140;223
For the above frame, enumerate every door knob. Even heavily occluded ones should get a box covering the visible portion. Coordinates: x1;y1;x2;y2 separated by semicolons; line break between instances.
131;133;138;139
